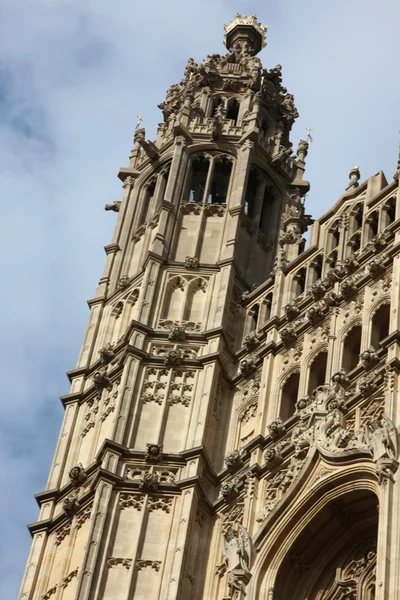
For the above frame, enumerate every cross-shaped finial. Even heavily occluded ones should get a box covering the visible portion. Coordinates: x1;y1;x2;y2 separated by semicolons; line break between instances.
135;115;143;130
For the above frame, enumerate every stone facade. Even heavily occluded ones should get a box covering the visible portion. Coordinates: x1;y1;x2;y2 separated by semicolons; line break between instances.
19;14;400;600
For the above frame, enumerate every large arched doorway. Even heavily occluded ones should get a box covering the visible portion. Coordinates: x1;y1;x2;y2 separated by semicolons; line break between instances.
273;489;378;599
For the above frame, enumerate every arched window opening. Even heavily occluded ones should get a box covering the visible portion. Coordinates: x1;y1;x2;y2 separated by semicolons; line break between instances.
366;210;379;240
259;186;280;240
342;325;362;372
249;304;259;332
330;226;340;251
382;197;396;229
187;156;210;203
209;157;232;204
280;372;300;422
157;166;170;207
138;179;156;226
327;249;338;270
310;255;323;284
226;98;240;125
263;293;273;322
211;96;224;117
346;232;361;256
273;490;378;600
244;167;258;220
371;304;390;349
352;203;364;232
293;268;307;298
308;351;328;395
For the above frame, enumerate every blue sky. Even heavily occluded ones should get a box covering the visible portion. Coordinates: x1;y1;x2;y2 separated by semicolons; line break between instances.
1;0;399;597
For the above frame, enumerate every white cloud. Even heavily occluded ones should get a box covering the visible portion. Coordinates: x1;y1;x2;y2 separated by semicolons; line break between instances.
1;0;399;596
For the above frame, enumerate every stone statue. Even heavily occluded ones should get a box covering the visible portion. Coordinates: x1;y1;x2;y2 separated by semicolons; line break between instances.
222;526;252;574
365;414;397;462
69;463;86;486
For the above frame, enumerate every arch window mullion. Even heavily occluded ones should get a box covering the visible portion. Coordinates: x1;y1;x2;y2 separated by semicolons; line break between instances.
202;158;215;205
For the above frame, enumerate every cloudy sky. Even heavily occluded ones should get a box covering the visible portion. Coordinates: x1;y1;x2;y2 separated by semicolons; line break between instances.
1;0;399;596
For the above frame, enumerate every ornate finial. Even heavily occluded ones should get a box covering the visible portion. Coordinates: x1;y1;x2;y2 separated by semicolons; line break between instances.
224;14;267;53
346;165;360;190
394;140;400;182
135;115;143;130
305;126;313;142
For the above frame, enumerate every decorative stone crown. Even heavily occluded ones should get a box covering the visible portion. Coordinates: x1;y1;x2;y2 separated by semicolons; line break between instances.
224;13;268;49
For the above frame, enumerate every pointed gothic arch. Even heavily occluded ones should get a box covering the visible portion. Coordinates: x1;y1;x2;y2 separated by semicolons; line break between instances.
251;457;380;600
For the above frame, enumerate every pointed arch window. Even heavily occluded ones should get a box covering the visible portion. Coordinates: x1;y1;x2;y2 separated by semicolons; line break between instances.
293;267;307;298
308;351;328;394
280;372;300;421
226;98;240;125
382;196;396;229
187;156;210;203
208;157;232;204
371;304;390;349
342;325;362;372
366;210;379;240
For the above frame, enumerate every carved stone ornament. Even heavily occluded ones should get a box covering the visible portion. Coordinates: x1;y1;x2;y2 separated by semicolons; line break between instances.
62;493;79;517
145;443;163;462
358;370;381;397
340;276;358;298
221;478;239;500
368;254;386;276
139;470;159;491
98;343;116;364
309;279;327;300
164;349;182;367
284;301;300;321
326;265;346;283
364;413;399;482
107;557;133;569
343;254;359;272
268;418;286;440
243;330;260;351
68;463;86;487
117;275;131;290
325;291;342;307
360;346;379;369
265;444;284;470
367;232;387;253
92;368;111;389
168;324;186;341
239;354;257;377
105;201;121;213
280;324;297;347
307;301;328;325
225;450;243;470
184;256;199;269
218;525;253;598
135;559;162;571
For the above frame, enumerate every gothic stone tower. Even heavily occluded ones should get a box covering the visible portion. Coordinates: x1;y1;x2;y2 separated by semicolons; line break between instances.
20;14;400;600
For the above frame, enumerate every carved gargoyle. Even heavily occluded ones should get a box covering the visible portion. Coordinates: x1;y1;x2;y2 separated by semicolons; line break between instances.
284;301;300;321
139;471;159;491
268;418;286;440
98;343;116;364
104;201;121;213
239;355;257;377
307;301;328;325
62;494;79;517
243;330;260;351
92;369;111;390
225;450;243;470
69;464;86;487
360;346;379;370
280;324;297;347
340;276;358;298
